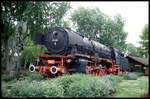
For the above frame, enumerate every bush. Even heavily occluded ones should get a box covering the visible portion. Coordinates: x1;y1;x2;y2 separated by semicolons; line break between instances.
50;73;90;92
4;73;124;98
40;81;64;97
2;85;9;97
102;74;123;86
8;78;18;84
66;76;116;97
2;74;14;82
122;74;130;80
2;73;42;84
10;80;42;97
9;80;64;98
133;72;144;77
26;73;43;81
18;73;43;81
122;73;138;80
66;78;95;97
50;73;116;97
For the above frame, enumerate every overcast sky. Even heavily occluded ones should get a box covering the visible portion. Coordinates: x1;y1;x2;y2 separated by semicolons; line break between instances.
68;1;148;47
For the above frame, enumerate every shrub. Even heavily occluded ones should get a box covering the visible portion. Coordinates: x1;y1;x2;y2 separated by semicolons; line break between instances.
122;73;138;80
65;78;95;97
2;74;14;82
10;80;43;97
102;74;123;86
2;85;9;97
65;77;116;97
134;72;144;77
46;74;119;97
5;73;124;98
8;78;18;84
27;73;43;81
18;73;43;81
9;80;64;98
50;73;90;92
40;81;64;97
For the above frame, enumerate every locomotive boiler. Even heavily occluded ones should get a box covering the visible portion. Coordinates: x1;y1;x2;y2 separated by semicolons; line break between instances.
29;27;128;77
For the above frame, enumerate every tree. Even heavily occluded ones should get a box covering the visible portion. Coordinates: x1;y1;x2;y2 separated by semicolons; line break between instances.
70;7;128;52
125;43;140;57
137;24;149;58
1;1;71;75
20;36;48;69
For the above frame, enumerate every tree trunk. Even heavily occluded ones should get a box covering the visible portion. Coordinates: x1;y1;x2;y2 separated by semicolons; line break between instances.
9;51;16;77
4;37;16;77
4;39;10;73
24;59;28;69
9;37;17;77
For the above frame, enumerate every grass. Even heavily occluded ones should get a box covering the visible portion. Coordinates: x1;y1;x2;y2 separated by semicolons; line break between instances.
114;76;149;98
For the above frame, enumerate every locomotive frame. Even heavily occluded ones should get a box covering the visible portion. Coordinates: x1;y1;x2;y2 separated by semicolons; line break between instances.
29;52;127;78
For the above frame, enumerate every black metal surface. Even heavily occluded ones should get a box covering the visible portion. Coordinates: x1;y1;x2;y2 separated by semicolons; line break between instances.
67;58;88;73
45;27;69;55
114;48;128;71
35;32;45;45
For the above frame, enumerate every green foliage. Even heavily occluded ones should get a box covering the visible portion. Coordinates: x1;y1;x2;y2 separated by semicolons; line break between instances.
127;63;135;72
121;73;138;80
2;85;9;97
121;74;130;80
43;74;118;97
9;80;43;97
125;43;140;57
66;77;115;97
8;78;18;84
137;24;149;58
3;74;120;97
4;73;146;98
66;80;94;97
27;73;43;80
19;73;43;81
20;37;47;69
40;81;64;97
48;73;90;95
7;80;64;98
1;58;6;70
102;74;123;87
2;74;14;82
2;1;71;39
2;73;42;84
70;7;128;52
133;72;144;77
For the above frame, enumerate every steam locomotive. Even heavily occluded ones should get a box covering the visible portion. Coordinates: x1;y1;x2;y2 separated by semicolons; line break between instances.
29;27;128;77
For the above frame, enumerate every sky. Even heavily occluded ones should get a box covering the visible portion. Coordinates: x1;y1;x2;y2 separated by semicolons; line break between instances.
67;1;149;47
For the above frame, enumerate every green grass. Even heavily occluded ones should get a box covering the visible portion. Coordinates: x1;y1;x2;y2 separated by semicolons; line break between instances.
114;76;149;98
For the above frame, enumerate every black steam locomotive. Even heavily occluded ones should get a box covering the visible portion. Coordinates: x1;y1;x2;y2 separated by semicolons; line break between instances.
31;27;128;76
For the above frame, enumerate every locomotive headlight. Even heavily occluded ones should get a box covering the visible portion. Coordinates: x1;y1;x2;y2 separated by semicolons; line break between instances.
99;64;102;68
51;66;57;74
29;64;35;72
52;39;58;45
67;59;72;63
